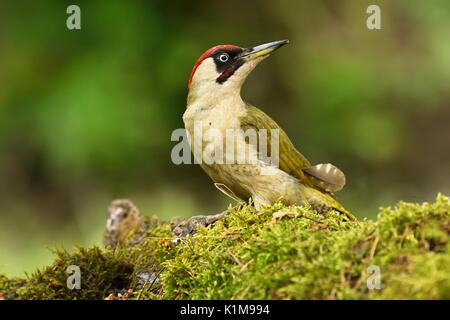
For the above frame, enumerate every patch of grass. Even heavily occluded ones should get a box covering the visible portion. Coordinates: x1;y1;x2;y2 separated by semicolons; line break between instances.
1;194;449;299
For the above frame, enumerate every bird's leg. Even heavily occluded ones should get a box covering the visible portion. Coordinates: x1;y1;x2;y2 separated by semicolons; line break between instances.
171;183;246;240
171;206;240;240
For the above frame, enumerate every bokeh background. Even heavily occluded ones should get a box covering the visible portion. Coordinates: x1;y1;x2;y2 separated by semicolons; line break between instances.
1;0;449;276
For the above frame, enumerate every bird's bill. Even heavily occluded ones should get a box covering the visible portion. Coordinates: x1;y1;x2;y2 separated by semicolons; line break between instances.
240;40;289;60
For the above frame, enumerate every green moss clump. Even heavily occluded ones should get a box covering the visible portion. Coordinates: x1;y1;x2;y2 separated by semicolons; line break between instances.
0;194;449;300
0;275;26;300
16;247;134;300
0;217;175;300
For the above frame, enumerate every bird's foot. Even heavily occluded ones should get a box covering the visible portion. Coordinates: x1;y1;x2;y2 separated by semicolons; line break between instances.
171;209;230;241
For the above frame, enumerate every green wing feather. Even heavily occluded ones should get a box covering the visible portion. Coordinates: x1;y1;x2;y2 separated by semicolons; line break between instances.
239;105;314;187
239;105;356;221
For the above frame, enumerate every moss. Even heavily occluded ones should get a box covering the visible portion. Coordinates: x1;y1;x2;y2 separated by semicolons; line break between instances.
16;247;134;300
0;275;26;300
0;217;175;300
0;194;449;300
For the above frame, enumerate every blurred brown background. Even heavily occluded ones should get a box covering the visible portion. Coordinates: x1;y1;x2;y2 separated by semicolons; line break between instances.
0;0;449;275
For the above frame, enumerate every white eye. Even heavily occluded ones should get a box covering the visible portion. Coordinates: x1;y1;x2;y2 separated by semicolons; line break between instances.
219;53;229;62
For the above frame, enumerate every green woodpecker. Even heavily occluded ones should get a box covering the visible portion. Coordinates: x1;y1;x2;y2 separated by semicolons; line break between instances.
183;40;354;220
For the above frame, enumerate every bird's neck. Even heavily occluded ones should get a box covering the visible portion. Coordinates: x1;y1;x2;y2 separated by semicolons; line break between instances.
187;84;244;111
184;86;247;130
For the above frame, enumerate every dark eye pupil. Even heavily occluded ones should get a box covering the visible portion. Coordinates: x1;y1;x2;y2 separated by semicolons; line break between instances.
219;54;228;62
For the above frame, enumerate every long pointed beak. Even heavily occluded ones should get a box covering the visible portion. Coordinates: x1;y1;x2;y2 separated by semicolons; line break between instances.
240;39;289;60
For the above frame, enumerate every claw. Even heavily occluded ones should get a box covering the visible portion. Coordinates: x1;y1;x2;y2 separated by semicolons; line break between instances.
171;210;230;240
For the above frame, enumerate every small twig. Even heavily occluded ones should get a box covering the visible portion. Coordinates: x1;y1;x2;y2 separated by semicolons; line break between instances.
369;236;379;260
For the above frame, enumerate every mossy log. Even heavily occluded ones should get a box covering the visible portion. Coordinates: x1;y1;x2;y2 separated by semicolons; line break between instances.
1;194;449;300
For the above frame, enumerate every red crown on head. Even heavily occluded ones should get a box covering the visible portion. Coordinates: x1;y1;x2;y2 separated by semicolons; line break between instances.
188;44;241;89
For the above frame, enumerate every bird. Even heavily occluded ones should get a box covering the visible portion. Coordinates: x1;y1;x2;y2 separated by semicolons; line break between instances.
183;40;355;220
103;199;145;247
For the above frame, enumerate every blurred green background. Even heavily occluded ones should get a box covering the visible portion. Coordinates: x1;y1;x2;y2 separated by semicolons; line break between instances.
1;0;449;276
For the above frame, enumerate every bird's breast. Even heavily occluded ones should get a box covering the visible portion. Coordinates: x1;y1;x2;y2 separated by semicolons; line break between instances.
183;98;247;154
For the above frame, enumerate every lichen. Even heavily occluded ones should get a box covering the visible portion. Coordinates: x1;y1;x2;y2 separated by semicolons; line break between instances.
1;194;449;300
